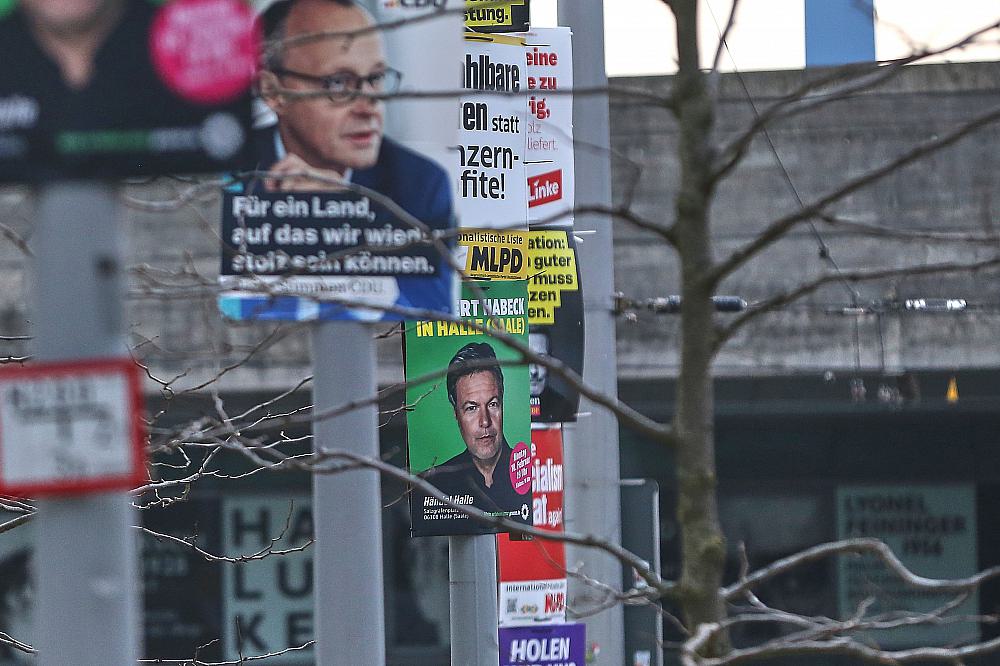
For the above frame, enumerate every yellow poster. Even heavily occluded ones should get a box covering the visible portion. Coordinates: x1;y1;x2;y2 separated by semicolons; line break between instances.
465;0;529;32
459;229;530;280
527;229;578;325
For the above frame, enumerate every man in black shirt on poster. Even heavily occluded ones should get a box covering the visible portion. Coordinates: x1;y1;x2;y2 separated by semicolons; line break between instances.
414;342;531;535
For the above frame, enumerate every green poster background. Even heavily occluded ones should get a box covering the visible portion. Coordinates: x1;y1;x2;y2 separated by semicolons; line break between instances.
405;280;530;474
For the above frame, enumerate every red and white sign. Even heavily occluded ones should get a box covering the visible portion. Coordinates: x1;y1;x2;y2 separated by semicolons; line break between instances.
498;426;567;626
0;358;147;496
528;169;563;209
150;0;260;105
524;28;574;226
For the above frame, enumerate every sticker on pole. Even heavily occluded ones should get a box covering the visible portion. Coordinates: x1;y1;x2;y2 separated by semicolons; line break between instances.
0;358;146;496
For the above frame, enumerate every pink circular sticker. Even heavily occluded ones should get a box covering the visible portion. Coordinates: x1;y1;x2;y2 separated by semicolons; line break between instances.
508;441;532;495
150;0;260;106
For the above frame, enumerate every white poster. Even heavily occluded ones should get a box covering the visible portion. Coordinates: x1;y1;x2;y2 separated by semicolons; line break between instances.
458;33;529;231
499;578;568;627
524;28;573;226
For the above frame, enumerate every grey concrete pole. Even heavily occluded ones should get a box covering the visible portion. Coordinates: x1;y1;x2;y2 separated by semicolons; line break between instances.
32;183;140;664
557;1;626;663
312;322;386;665
448;534;499;665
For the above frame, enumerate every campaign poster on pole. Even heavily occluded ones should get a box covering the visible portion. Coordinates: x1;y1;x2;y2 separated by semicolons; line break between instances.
218;0;460;322
837;484;978;648
499;624;585;666
0;0;258;182
457;31;529;238
498;426;567;626
522;28;582;422
405;280;532;537
524;28;574;226
465;0;530;34
528;229;582;422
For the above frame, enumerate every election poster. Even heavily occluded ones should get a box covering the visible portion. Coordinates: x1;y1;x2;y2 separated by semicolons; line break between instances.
143;498;224;662
837;484;978;648
499;624;585;666
405;280;532;537
459;32;527;229
218;191;453;321
455;32;530;281
465;0;530;33
458;228;529;281
218;0;461;322
528;229;583;422
498;426;567;626
524;28;574;226
0;0;257;181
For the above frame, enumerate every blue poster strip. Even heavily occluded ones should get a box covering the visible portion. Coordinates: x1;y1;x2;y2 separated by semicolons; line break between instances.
499;623;585;666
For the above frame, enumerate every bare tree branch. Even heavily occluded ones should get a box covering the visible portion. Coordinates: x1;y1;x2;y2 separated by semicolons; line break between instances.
137;501;312;563
715;255;1000;348
709;104;1000;286
710;0;741;73
713;17;1000;184
136;640;315;665
723;538;1000;601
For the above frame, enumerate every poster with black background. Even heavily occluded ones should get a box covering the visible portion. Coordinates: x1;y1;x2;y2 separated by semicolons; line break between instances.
0;0;256;181
528;227;583;422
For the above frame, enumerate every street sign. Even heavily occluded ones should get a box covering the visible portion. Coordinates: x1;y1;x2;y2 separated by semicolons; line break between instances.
0;358;146;496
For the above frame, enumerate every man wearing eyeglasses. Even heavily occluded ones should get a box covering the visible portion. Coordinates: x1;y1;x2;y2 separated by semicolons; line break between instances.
247;0;455;315
256;0;450;208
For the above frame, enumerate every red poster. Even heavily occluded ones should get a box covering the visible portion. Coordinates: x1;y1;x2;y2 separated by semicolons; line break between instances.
497;426;566;625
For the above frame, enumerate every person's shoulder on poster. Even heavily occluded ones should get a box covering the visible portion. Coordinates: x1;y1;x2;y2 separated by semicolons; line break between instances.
351;136;454;232
422;442;517;501
246;123;453;232
420;447;477;496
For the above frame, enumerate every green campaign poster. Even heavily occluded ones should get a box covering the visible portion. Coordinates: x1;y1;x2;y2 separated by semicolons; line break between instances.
406;280;532;537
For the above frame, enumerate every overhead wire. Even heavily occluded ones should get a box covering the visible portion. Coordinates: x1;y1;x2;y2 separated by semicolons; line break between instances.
704;0;869;374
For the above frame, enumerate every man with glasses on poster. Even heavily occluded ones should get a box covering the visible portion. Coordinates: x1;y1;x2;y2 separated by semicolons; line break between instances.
256;0;451;211
245;0;455;315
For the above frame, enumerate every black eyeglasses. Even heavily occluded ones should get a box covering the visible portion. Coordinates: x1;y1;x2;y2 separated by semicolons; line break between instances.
271;67;402;102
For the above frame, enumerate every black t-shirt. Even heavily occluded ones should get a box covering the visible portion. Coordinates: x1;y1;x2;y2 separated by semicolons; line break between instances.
411;442;532;536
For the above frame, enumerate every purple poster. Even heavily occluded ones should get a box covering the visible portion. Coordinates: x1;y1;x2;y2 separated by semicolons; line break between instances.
499;624;585;666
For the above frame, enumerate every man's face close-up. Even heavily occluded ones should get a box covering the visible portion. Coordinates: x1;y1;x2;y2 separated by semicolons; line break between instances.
453;371;503;463
273;0;386;173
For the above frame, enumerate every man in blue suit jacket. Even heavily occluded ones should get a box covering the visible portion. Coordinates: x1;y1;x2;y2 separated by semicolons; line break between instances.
233;0;453;319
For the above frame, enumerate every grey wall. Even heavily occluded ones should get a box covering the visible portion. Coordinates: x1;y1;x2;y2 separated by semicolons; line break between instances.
611;61;1000;380
1;62;997;392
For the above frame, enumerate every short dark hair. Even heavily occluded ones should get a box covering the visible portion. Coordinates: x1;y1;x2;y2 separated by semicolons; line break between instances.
446;342;504;407
258;0;356;70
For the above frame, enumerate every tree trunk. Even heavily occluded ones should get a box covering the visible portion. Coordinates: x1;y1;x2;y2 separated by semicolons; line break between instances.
671;0;729;656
